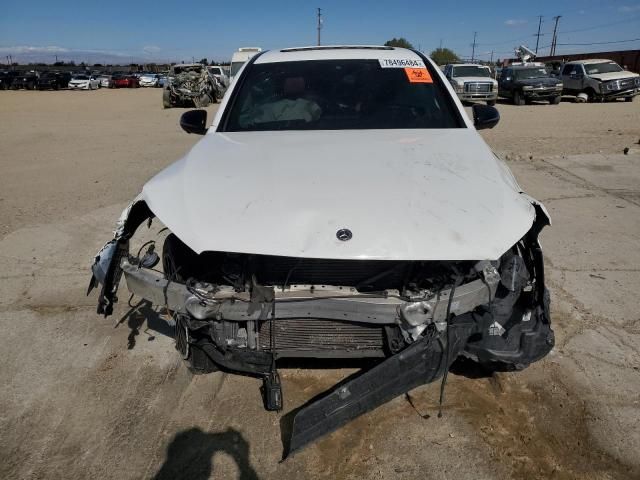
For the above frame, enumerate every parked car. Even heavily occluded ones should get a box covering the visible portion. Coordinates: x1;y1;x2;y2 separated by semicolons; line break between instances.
89;45;553;456
559;59;639;102
37;71;72;90
97;75;112;88
0;70;20;90
139;73;159;87
110;74;140;88
11;71;39;90
443;63;498;105
498;64;563;105
156;74;168;87
162;63;219;108
208;65;230;88
68;75;100;90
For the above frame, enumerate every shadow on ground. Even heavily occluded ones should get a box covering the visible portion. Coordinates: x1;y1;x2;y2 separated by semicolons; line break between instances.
117;298;174;350
152;427;259;480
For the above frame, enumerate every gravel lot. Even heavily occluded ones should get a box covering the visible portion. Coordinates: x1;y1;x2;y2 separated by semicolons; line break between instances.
1;88;639;480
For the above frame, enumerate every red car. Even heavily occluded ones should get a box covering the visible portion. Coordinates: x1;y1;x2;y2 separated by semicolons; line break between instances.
109;74;140;88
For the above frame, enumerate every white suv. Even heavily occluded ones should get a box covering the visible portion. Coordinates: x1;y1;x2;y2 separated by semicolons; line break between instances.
89;46;552;455
444;63;498;105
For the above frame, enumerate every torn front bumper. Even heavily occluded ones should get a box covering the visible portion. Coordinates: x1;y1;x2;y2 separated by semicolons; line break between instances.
119;258;498;330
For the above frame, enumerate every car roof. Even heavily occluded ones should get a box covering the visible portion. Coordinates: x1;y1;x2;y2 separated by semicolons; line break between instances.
449;63;490;67
255;45;425;64
566;59;614;64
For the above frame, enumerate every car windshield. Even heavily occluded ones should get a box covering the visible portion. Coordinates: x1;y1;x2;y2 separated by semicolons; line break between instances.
514;67;549;80
210;67;222;75
73;75;89;80
452;66;491;78
584;62;623;75
224;59;462;131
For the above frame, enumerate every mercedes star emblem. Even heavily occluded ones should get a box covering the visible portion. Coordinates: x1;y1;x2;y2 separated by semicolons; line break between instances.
336;228;353;241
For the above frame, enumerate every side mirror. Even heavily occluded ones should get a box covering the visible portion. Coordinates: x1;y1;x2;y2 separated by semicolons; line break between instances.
472;104;500;130
180;109;208;135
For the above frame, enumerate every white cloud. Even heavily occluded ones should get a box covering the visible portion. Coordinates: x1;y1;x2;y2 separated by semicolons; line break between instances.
142;45;161;54
505;19;527;26
0;45;69;54
618;4;640;12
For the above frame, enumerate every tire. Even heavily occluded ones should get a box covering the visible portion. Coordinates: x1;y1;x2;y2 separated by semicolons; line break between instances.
486;99;496;106
625;96;634;102
551;95;561;105
184;341;219;375
513;90;525;106
162;234;201;282
584;88;598;103
163;235;219;375
162;89;172;108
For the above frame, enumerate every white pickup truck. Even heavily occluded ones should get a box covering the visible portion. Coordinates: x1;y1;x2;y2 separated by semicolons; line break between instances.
444;63;498;105
559;59;639;102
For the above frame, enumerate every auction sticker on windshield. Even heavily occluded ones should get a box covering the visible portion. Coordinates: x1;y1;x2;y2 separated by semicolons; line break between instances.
378;58;426;69
404;67;433;83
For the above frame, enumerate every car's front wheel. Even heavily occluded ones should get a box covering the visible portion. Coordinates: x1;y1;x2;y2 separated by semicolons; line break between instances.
486;99;496;106
551;95;562;105
162;89;172;108
625;96;634;102
513;90;525;106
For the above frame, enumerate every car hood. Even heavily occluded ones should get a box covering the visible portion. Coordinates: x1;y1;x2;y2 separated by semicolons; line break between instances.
589;71;639;82
140;129;538;261
455;76;496;83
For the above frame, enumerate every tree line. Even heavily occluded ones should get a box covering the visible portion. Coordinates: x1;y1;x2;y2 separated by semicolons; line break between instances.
384;38;461;65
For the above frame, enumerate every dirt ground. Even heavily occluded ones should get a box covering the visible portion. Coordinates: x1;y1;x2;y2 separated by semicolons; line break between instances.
1;88;639;480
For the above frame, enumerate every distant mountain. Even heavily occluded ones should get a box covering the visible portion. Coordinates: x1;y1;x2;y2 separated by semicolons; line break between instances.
0;46;169;65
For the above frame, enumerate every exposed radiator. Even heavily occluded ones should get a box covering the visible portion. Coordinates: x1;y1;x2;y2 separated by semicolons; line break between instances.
258;318;386;358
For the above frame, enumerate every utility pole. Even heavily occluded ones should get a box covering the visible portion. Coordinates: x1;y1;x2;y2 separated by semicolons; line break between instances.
534;15;543;54
550;15;562;57
471;31;477;62
490;50;494;64
316;8;323;46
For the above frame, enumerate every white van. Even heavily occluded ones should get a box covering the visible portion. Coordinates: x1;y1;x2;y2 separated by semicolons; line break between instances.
230;47;262;81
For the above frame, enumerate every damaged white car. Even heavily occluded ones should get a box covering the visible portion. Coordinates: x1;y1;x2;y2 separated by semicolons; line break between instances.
89;46;554;456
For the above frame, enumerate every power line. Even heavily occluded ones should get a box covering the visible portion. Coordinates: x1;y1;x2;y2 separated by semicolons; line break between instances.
556;37;640;46
559;15;640;35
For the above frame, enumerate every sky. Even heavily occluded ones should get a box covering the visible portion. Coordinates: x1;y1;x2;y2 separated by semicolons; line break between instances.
1;0;639;64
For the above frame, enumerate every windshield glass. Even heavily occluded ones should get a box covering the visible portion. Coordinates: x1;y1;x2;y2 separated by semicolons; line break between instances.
514;67;549;80
73;75;89;80
452;66;491;78
584;62;623;75
224;59;462;131
210;67;222;75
